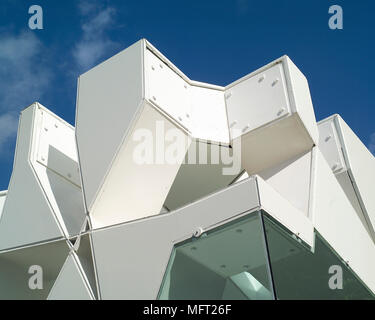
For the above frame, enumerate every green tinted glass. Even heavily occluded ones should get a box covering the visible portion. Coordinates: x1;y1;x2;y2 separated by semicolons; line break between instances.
263;213;374;300
158;212;274;300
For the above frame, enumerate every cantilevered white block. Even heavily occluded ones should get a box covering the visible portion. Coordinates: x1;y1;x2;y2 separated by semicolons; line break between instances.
311;148;375;293
226;56;318;175
76;40;239;228
0;103;86;250
318;115;375;240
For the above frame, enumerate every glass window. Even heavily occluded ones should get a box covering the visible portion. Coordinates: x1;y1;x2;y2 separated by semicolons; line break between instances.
263;213;374;300
158;212;274;300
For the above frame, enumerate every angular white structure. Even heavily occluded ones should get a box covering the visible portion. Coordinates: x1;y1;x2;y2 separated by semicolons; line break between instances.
0;39;374;300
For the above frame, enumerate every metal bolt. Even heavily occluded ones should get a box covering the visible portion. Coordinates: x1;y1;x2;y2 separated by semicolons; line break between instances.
151;65;155;70
67;173;72;178
159;63;163;69
272;78;279;86
230;121;237;128
152;96;156;101
44;127;48;132
178;116;183;122
325;135;332;142
258;75;266;83
225;92;232;99
54;124;58;128
193;227;204;238
186;113;190;118
242;125;249;132
277;108;286;116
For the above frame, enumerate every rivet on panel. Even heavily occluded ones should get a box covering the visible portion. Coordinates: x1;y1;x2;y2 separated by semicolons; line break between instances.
186;113;190;118
229;120;237;128
242;124;249;132
258;75;266;83
151;65;155;71
152;96;156;101
159;64;163;69
277;108;285;116
55;124;58;128
325;135;332;142
44;127;48;132
225;92;232;99
272;78;279;87
178;116;183;122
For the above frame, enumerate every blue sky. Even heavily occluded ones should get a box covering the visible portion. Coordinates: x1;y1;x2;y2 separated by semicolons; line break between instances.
0;0;374;190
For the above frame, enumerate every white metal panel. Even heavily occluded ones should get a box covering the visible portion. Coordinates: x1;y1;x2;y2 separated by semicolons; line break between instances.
318;117;347;173
173;177;260;240
311;148;375;293
258;150;313;216
239;113;314;175
36;108;80;186
226;62;291;140
0;191;6;221
48;253;94;300
91;177;260;299
0;105;64;251
337;116;375;240
283;56;319;144
336;171;372;238
76;39;145;212
145;48;192;132
90;102;191;229
0;239;69;299
31;106;86;238
256;176;314;247
189;86;229;143
164;140;238;211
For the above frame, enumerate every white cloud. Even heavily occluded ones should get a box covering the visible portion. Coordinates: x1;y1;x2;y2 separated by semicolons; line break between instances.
368;133;375;155
0;31;52;155
74;2;119;71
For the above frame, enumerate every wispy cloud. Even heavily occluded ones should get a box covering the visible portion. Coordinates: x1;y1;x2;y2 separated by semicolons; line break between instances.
74;1;119;71
0;31;52;153
368;133;375;155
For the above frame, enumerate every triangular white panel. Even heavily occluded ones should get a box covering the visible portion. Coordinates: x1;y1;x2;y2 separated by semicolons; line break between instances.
48;253;94;300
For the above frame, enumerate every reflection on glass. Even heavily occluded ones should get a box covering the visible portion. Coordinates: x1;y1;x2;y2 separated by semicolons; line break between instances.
158;212;273;300
263;212;375;300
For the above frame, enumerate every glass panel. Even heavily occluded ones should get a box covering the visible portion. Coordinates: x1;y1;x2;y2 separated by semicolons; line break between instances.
263;212;375;300
158;212;274;300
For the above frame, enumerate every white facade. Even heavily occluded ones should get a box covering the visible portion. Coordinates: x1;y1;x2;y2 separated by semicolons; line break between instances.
0;39;374;300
